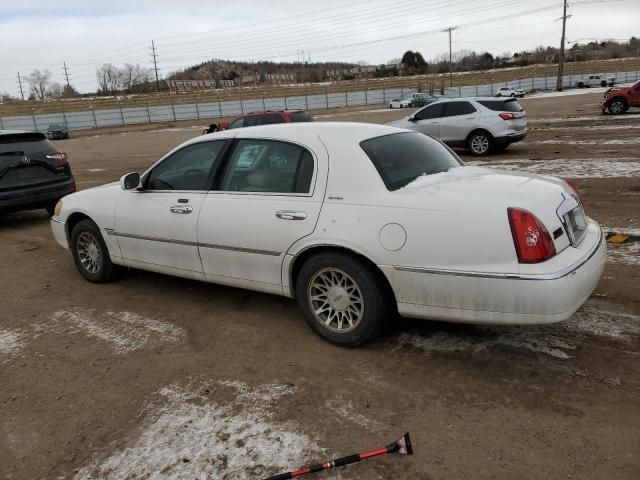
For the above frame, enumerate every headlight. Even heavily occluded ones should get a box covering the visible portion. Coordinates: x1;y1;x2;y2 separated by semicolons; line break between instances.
54;200;63;217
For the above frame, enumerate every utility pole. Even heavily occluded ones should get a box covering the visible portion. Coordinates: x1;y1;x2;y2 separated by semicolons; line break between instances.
556;0;568;91
151;40;160;92
63;62;71;88
16;72;25;100
443;26;458;87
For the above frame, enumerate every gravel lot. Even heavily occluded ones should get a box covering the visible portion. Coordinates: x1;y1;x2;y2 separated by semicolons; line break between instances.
1;91;639;480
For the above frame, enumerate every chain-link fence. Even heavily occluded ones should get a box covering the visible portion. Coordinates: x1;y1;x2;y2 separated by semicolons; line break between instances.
1;70;638;133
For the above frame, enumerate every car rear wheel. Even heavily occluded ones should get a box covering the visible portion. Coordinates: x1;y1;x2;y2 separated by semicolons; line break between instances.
296;252;389;346
608;99;627;115
71;219;120;283
600;81;607;87
578;82;584;88
468;131;494;156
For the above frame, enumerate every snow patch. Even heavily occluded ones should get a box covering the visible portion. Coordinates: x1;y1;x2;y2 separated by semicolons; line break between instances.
48;308;185;354
84;168;106;172
566;303;640;340
607;242;640;267
525;87;609;99
75;381;319;480
0;329;25;360
325;398;380;431
467;158;640;178
532;138;640;145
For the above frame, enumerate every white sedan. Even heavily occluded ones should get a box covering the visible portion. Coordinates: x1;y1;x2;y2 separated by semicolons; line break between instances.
389;98;412;109
51;122;606;345
495;87;525;98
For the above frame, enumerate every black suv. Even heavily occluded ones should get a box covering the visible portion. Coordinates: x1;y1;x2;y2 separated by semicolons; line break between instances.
0;131;76;216
46;123;70;140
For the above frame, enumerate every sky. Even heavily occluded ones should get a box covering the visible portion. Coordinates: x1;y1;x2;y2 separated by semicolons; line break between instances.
0;0;638;95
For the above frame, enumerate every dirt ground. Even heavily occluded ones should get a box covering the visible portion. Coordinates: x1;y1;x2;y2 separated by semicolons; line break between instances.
1;91;639;480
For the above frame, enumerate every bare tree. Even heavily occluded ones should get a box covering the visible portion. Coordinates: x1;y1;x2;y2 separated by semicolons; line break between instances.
27;69;53;100
49;82;64;99
96;63;121;95
119;64;151;92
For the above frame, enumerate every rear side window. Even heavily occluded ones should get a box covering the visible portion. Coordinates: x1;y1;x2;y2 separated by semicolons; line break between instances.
443;101;476;116
228;118;244;129
360;132;462;191
220;140;314;194
478;99;524;112
289;112;313;122
244;115;262;127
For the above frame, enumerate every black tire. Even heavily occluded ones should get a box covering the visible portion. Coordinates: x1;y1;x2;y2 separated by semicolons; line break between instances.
467;130;495;156
70;219;120;283
511;93;516;97
608;99;627;115
496;93;502;97
295;252;389;346
578;82;584;88
601;81;607;87
44;201;58;217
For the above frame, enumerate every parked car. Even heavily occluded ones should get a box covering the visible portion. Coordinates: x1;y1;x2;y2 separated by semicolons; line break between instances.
389;99;412;109
575;75;615;88
51;122;605;346
495;87;525;98
600;80;640;115
410;94;441;107
0;130;75;216
388;97;527;155
46;124;70;140
218;109;313;130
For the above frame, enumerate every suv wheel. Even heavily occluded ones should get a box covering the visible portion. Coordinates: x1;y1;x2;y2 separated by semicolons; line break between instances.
468;131;494;156
578;81;584;88
608;99;627;115
71;219;120;283
600;80;607;87
296;252;389;346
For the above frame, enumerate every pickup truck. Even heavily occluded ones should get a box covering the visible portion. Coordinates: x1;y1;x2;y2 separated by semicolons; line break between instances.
601;80;640;115
575;75;615;88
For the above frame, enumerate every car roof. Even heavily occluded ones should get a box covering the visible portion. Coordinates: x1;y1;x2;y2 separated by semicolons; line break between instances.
193;121;405;145
243;109;305;116
0;129;33;136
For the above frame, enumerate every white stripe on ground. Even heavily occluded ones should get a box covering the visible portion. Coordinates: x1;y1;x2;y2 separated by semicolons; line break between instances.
0;329;25;362
467;158;640;178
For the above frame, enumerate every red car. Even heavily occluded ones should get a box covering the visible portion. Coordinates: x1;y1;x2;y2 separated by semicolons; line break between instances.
221;109;313;130
601;80;640;115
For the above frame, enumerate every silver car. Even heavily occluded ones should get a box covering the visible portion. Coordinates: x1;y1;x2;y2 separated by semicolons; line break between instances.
388;97;527;156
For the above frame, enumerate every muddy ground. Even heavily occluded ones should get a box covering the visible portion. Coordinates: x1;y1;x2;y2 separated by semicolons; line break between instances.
1;91;639;480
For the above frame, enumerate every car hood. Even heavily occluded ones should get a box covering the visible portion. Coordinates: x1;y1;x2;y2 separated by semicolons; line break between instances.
386;117;414;129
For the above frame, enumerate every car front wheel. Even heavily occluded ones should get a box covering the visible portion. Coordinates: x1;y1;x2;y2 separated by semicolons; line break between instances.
71;219;120;283
296;252;389;346
608;99;627;115
468;131;494;156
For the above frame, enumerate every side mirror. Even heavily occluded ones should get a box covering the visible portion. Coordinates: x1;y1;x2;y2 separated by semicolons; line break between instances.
409;116;417;122
120;172;141;190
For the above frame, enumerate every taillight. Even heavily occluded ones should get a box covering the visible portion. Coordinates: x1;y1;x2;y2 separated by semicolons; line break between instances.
46;152;68;166
499;113;517;120
562;178;581;201
507;207;556;263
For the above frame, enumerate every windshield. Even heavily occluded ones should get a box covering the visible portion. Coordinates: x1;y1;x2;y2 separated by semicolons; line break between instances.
360;132;463;191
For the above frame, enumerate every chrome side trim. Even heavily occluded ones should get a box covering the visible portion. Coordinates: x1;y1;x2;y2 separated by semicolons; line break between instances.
394;227;604;281
106;230;280;256
198;242;281;257
51;217;64;224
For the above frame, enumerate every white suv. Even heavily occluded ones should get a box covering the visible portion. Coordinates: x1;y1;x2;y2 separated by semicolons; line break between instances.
388;97;527;156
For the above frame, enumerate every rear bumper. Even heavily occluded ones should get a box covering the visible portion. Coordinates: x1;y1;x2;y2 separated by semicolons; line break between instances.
0;178;76;212
495;132;526;145
382;221;606;325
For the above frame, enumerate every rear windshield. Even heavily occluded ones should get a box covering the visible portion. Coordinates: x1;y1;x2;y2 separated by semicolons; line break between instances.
289;112;313;122
360;132;462;191
478;99;524;112
0;133;54;155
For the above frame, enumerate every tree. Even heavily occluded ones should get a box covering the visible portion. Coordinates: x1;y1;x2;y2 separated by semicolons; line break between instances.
119;63;151;92
1;92;17;102
401;50;428;74
27;69;53;100
96;63;121;95
479;52;494;70
49;82;64;99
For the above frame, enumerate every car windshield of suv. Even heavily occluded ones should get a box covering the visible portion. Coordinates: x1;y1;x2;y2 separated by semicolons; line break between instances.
360;132;462;191
478;99;524;112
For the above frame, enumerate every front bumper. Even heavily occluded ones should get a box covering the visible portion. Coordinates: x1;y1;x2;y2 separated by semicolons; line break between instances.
382;221;606;325
0;178;75;212
51;217;69;249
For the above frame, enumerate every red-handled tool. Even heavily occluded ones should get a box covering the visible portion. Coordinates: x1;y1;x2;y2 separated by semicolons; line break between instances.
263;432;413;479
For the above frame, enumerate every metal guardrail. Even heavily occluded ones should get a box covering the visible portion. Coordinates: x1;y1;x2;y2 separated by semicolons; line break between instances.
1;70;638;133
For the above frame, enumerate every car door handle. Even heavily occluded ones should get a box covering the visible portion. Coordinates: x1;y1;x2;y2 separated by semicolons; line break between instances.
170;205;193;214
276;210;307;220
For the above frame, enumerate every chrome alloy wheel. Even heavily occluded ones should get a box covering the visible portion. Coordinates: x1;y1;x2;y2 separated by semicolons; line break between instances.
470;135;490;154
76;232;102;274
307;268;364;333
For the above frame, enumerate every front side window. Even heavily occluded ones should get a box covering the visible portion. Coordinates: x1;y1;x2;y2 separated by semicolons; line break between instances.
220;140;314;194
146;141;225;191
260;113;287;125
289;112;313;122
414;103;444;120
360;132;462;191
228;117;244;129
